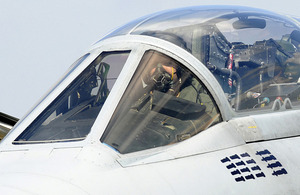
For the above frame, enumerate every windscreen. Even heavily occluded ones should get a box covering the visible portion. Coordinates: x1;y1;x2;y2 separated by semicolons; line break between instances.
101;50;221;154
14;51;130;144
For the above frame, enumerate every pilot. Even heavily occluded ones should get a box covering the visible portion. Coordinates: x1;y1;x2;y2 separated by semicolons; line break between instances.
146;61;218;116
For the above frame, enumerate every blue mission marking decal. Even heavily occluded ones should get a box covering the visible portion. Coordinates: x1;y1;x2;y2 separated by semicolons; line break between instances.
220;149;288;182
256;149;288;177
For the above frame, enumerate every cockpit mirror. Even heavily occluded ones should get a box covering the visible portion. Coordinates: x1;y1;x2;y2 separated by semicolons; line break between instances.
232;18;266;29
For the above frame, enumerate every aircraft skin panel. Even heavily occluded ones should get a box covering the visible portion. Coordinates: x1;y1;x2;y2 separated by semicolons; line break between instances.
0;137;298;194
113;137;299;194
230;109;300;142
252;110;300;140
142;137;300;194
229;117;264;142
0;173;89;194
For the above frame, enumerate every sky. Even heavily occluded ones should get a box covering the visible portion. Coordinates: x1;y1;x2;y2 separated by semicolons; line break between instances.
0;0;299;118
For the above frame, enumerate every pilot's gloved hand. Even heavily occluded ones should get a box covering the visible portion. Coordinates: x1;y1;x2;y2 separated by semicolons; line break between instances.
284;52;300;81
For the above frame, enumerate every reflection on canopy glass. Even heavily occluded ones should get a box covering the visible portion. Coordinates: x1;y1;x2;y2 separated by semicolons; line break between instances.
101;50;221;154
107;7;300;112
14;51;130;144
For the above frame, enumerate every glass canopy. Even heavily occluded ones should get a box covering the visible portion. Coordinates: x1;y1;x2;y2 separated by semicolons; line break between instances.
103;6;300;111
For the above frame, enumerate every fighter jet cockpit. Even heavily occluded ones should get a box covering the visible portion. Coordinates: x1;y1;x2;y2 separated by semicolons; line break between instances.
3;6;300;194
9;6;300;155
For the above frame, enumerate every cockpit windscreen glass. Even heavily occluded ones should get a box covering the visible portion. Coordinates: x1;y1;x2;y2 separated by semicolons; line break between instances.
14;51;130;144
125;7;300;112
101;50;221;154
